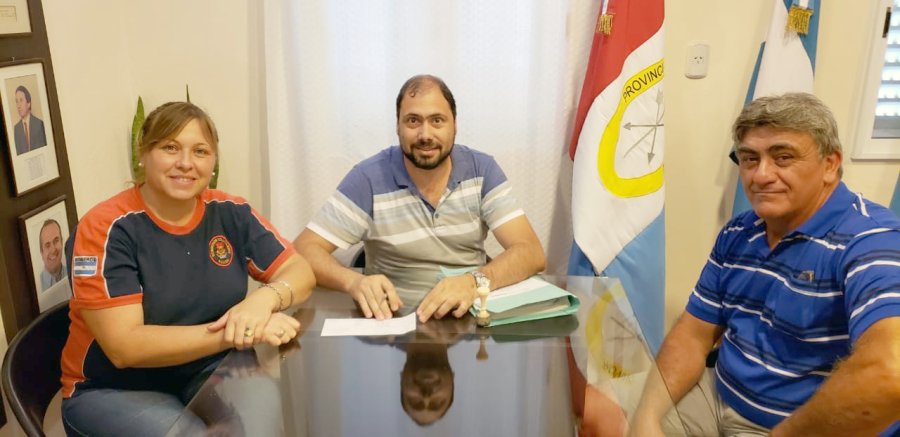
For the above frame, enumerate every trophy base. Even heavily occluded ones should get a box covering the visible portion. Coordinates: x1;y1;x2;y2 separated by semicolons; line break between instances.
475;313;491;327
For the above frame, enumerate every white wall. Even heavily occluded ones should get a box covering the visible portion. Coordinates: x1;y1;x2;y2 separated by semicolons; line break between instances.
42;0;265;214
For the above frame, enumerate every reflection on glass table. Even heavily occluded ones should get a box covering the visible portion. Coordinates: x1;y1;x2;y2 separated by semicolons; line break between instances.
168;276;690;436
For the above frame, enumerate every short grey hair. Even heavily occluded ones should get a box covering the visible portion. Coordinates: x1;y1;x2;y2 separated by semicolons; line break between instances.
732;92;843;176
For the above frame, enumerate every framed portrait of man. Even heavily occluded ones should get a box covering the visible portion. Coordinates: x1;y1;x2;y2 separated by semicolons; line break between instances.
19;196;72;312
0;60;60;195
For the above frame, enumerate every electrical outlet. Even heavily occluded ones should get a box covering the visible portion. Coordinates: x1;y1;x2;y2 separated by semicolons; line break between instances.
685;43;710;79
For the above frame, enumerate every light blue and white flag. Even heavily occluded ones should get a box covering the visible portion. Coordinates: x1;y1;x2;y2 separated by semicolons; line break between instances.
732;0;820;216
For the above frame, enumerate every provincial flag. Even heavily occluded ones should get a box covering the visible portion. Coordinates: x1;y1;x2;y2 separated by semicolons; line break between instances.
731;0;819;215
568;0;665;352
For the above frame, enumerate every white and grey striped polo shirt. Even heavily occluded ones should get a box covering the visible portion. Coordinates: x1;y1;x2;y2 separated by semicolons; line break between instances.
307;145;524;305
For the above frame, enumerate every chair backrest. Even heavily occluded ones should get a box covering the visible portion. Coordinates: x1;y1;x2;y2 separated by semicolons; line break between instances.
2;301;70;437
351;248;366;268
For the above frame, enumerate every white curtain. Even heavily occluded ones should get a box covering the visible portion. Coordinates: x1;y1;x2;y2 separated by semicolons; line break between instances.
263;0;598;274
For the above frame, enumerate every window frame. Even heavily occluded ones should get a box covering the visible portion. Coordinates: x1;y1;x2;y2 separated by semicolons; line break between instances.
852;0;900;160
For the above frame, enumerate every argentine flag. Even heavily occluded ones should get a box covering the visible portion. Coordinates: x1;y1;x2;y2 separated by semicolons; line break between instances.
732;0;820;215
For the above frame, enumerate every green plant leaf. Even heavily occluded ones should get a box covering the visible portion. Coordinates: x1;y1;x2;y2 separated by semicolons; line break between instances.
131;97;145;181
210;160;219;189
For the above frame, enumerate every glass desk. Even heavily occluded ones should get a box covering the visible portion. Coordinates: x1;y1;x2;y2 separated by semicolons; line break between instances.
169;276;687;436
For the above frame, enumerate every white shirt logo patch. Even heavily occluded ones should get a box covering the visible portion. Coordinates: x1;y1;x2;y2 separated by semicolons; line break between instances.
73;256;98;277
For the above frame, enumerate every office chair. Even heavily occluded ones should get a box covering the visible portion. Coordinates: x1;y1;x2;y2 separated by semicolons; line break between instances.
705;348;719;368
2;300;70;437
351;248;366;268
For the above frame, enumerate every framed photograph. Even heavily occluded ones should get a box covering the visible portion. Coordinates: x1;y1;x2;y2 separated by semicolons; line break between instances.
19;196;71;312
0;61;59;195
0;0;31;36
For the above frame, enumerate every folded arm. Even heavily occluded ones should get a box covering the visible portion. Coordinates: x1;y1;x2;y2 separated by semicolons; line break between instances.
82;303;230;368
208;253;317;345
266;252;317;308
85;253;317;368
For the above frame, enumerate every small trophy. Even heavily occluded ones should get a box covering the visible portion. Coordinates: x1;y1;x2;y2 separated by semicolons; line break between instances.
475;284;491;327
476;335;489;361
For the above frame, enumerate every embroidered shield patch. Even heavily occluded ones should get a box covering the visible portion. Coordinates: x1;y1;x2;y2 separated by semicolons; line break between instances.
208;235;234;267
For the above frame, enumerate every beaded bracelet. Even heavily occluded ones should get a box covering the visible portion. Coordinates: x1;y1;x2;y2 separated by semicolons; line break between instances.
260;283;284;311
273;280;295;308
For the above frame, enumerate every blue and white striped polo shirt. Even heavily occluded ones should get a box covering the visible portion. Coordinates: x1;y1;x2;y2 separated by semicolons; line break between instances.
307;145;523;304
687;182;900;431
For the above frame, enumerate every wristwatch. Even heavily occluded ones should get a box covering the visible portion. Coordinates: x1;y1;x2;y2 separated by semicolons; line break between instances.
470;271;490;290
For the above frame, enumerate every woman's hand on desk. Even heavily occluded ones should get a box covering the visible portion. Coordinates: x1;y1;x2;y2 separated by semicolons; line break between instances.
260;312;301;346
208;288;280;349
348;274;402;320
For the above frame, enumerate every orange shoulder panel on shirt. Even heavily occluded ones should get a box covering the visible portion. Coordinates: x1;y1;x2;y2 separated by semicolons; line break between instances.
70;188;143;305
62;188;143;398
247;202;295;282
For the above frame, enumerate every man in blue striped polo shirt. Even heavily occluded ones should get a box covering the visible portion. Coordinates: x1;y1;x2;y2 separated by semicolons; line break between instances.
633;93;900;436
294;75;545;323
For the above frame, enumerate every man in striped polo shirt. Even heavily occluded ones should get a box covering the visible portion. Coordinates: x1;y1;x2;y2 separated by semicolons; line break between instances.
633;93;900;436
294;75;545;323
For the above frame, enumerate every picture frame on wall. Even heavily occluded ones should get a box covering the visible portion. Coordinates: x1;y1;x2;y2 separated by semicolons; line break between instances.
19;195;72;312
0;60;60;195
0;0;31;36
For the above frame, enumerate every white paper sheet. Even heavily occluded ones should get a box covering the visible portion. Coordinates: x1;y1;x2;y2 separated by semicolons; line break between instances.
320;312;417;337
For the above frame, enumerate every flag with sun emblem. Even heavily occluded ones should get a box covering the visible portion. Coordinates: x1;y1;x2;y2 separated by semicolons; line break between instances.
568;0;665;351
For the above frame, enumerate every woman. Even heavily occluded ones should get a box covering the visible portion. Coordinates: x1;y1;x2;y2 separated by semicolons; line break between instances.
60;102;315;436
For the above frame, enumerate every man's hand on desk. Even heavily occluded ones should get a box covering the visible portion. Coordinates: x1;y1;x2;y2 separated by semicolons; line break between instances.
417;275;478;323
349;274;402;320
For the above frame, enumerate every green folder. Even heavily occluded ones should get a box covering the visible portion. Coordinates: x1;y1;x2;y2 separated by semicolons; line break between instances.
439;267;581;327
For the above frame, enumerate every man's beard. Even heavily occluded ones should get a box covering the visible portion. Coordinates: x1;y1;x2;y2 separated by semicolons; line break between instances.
403;142;453;170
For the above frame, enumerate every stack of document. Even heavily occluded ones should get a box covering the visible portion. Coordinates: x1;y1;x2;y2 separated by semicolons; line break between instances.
467;276;580;327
